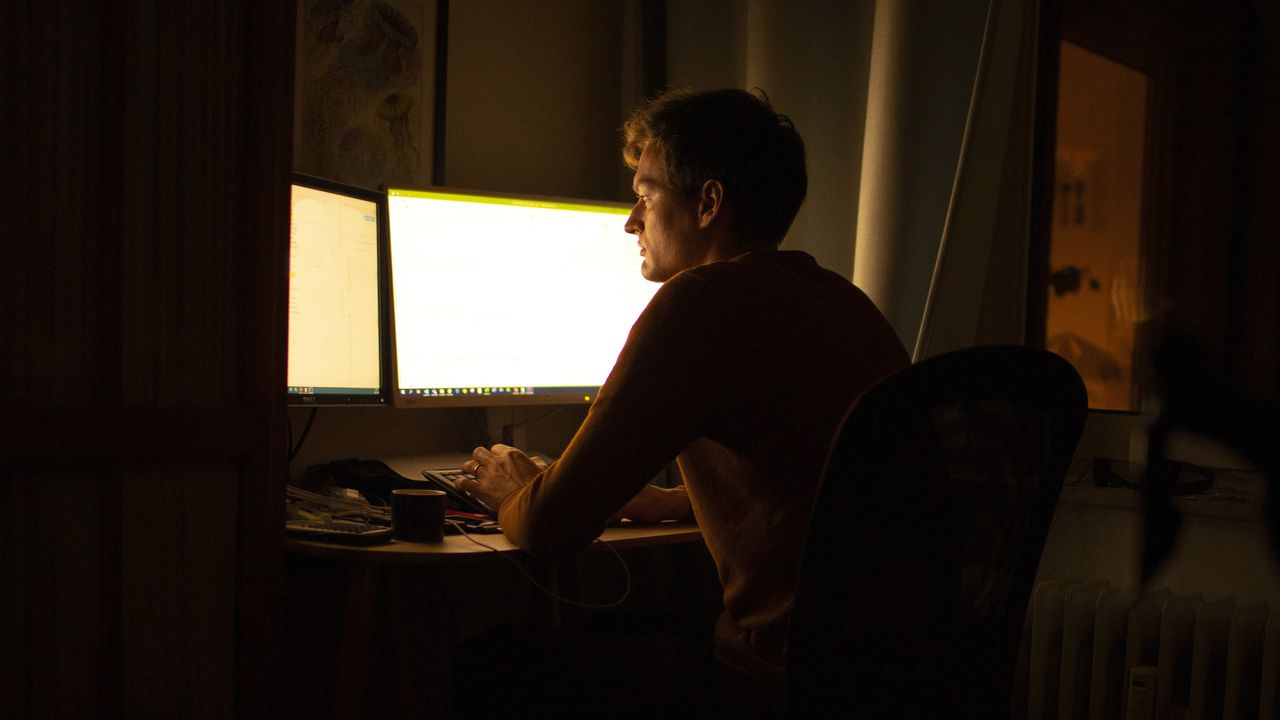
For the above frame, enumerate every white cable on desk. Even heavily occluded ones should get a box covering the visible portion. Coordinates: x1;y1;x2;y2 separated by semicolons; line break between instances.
287;484;391;521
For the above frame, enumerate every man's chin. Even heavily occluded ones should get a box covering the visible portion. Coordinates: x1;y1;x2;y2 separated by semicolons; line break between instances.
640;264;670;283
639;260;658;282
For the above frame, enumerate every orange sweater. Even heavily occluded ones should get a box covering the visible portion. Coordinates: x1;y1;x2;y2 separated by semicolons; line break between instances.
498;250;909;687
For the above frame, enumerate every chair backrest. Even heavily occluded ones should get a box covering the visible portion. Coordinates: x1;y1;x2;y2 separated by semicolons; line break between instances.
786;345;1086;718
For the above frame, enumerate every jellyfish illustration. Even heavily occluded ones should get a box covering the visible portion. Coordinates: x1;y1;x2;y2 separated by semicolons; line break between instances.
335;124;387;188
297;0;423;181
308;0;354;44
371;1;418;76
347;1;419;87
377;92;420;177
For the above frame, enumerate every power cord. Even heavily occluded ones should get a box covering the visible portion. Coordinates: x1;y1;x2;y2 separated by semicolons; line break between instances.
472;405;574;446
446;519;632;610
288;407;318;464
507;405;569;429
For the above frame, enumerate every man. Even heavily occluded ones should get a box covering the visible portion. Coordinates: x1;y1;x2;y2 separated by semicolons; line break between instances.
455;88;909;716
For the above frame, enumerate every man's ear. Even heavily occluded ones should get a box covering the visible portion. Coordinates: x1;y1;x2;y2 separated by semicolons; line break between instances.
696;179;725;230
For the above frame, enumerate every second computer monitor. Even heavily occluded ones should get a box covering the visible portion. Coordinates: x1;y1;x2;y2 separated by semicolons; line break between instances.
287;174;387;405
387;187;658;407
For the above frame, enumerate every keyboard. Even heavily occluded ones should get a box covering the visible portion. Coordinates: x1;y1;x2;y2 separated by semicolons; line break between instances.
286;518;393;544
421;468;497;517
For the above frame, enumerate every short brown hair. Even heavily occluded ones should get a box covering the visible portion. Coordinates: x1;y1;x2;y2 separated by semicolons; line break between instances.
623;88;807;245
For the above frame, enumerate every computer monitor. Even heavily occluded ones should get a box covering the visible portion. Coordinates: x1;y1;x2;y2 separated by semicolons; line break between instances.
287;174;388;405
386;187;659;407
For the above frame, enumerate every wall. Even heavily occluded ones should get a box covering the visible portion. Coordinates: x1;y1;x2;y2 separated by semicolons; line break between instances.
1155;1;1280;402
667;0;877;279
1045;411;1280;606
444;0;630;199
1040;484;1280;607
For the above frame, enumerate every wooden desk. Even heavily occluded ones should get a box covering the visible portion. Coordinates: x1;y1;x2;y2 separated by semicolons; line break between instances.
285;523;704;720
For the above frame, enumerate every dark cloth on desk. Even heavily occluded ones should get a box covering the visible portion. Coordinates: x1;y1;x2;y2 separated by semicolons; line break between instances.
497;250;910;689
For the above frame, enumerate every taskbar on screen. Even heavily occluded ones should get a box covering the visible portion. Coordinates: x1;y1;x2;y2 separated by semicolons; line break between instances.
399;386;597;402
399;386;534;398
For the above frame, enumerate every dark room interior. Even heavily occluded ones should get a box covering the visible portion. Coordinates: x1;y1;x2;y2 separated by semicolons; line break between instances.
4;0;1277;717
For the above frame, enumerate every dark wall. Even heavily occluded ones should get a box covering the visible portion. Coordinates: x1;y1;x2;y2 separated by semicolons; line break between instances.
2;1;295;716
1152;1;1277;400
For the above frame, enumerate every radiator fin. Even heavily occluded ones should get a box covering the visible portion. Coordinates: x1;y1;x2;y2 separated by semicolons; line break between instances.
1023;581;1275;720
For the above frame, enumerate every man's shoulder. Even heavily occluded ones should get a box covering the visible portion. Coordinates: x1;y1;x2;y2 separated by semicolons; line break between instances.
670;251;868;306
675;250;824;285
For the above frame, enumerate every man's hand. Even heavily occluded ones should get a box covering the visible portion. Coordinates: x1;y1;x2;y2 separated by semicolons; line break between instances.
460;444;544;510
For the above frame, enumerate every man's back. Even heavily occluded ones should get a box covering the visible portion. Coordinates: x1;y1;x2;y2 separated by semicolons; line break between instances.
644;250;909;686
503;249;909;687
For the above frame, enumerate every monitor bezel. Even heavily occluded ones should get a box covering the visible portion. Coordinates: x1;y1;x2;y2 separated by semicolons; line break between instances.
385;185;639;409
286;173;391;407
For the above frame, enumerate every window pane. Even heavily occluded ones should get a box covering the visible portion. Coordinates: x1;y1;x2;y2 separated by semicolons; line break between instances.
1046;41;1149;411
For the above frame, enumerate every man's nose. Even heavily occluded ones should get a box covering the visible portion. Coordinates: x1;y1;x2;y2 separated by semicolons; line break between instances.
624;205;642;234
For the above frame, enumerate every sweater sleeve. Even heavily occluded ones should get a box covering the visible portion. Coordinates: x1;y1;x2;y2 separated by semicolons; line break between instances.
497;273;730;560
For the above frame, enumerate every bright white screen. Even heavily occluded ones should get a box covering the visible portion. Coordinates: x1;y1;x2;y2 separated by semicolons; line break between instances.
287;182;382;399
387;189;658;404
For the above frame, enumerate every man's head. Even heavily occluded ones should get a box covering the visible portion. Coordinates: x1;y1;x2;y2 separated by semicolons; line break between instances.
622;88;807;250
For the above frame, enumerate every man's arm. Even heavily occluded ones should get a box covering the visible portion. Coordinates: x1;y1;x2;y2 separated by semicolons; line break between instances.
465;276;727;559
609;484;693;523
462;447;692;524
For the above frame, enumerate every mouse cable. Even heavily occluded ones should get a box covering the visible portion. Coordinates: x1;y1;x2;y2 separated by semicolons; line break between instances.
288;406;319;464
446;519;632;610
506;405;569;430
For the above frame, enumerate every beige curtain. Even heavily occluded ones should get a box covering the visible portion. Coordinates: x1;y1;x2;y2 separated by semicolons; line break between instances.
853;0;1041;360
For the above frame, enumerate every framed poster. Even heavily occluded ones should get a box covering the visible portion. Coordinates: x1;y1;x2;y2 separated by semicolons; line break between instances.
294;0;436;189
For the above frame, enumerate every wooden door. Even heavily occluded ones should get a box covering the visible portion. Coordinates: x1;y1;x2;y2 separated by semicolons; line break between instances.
1;2;294;716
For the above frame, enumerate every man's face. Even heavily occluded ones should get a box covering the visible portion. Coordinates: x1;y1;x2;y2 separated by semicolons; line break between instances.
625;143;707;283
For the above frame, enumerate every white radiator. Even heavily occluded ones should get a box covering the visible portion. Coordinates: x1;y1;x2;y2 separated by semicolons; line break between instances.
1019;580;1280;720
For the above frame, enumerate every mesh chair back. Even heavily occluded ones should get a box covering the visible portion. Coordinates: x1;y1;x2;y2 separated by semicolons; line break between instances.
786;345;1086;718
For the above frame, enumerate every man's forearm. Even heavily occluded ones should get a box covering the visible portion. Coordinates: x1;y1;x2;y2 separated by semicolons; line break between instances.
611;484;693;523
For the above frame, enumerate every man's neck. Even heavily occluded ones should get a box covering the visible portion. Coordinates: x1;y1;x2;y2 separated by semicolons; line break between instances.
709;238;777;263
700;221;769;257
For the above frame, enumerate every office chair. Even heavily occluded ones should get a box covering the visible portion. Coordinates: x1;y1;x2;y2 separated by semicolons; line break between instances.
786;345;1086;718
